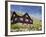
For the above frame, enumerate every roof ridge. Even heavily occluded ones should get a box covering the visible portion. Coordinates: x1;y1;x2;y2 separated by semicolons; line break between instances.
12;12;30;18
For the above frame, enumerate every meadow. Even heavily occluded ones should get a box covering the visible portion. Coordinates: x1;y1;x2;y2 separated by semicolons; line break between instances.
11;17;42;32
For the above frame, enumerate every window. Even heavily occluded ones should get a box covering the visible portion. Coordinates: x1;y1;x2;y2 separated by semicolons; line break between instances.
13;14;15;17
26;15;28;17
20;18;23;21
15;18;17;21
11;20;13;23
25;19;28;22
30;20;32;22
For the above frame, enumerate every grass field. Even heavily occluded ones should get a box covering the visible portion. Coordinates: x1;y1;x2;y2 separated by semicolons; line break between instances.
11;18;42;32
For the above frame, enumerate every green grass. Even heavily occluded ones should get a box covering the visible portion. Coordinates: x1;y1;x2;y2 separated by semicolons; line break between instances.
11;19;42;32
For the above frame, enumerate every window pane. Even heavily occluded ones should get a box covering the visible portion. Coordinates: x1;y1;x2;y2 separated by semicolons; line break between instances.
20;18;23;21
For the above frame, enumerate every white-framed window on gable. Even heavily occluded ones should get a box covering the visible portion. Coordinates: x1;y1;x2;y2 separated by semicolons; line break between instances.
26;15;28;17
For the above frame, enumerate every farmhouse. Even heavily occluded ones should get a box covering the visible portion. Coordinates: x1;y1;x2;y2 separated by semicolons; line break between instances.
11;11;33;24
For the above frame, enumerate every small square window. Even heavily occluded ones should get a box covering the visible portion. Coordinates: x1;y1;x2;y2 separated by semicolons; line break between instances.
30;20;32;22
11;20;13;23
13;14;15;17
15;18;17;21
20;18;23;21
25;19;28;22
